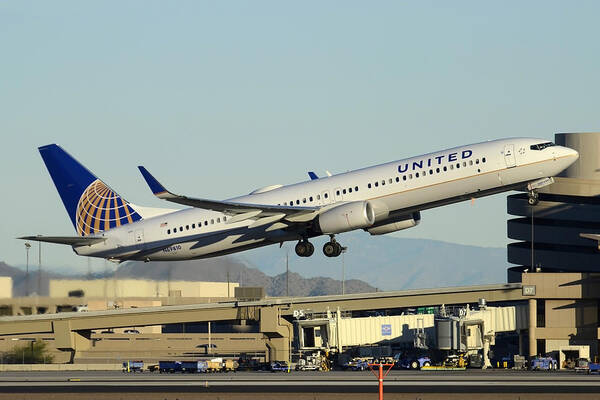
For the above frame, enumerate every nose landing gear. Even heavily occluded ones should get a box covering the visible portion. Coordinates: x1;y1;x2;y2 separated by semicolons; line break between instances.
323;235;343;257
527;190;539;206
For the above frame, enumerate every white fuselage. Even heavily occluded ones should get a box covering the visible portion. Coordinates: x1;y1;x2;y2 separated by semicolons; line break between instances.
74;138;578;261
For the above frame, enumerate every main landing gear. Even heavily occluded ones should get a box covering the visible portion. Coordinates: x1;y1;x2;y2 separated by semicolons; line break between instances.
294;235;345;258
295;240;314;257
527;190;539;206
322;235;343;258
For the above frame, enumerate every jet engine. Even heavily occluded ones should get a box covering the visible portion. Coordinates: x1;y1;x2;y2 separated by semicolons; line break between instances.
366;212;421;235
318;201;375;234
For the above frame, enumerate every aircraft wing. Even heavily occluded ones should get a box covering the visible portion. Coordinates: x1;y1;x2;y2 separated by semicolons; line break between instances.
18;235;106;246
138;166;319;223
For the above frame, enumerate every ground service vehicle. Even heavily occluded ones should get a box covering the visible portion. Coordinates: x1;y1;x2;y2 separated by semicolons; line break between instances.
159;361;182;373
122;361;144;373
530;357;557;371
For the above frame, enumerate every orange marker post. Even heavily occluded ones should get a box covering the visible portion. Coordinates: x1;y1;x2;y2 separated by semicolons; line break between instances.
368;363;395;400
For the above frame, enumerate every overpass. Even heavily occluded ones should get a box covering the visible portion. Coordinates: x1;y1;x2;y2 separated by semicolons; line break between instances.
0;283;525;362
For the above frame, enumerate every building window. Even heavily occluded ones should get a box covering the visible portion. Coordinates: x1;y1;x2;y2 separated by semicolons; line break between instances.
536;299;545;328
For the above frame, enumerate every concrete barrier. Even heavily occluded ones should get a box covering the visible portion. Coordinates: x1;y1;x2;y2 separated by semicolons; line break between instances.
0;363;122;371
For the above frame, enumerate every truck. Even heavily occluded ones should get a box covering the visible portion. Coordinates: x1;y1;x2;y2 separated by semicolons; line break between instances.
122;360;144;373
530;357;557;371
158;361;182;373
181;361;208;373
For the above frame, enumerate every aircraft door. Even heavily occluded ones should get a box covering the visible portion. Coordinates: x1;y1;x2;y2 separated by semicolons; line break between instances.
504;144;516;168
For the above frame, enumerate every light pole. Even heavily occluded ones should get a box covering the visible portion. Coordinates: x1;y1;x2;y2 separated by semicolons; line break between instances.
24;243;31;296
341;246;348;295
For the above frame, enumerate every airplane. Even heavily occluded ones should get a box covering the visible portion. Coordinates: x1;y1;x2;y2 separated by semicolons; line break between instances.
20;138;578;262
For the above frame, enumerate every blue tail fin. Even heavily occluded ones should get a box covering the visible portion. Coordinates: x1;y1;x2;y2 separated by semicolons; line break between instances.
39;144;142;236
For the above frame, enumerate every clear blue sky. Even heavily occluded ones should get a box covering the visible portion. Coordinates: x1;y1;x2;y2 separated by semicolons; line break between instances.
1;1;599;274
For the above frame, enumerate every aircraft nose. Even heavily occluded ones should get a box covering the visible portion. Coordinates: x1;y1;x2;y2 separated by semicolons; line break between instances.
564;147;579;160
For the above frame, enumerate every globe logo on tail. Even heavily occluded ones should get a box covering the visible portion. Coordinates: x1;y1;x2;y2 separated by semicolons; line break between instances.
75;179;141;236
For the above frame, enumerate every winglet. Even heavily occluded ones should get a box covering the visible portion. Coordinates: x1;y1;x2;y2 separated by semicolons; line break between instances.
308;171;319;180
138;166;172;199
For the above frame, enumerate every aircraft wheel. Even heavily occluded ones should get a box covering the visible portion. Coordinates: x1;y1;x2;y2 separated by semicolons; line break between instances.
305;242;314;257
295;241;309;257
323;242;337;257
528;191;539;206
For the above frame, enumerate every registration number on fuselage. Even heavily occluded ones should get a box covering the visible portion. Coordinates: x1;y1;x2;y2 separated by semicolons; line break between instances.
162;245;182;253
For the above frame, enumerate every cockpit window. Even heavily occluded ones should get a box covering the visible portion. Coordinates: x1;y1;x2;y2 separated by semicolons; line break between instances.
530;142;555;150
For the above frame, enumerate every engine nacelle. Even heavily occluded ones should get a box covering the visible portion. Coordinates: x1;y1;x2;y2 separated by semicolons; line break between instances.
318;201;375;234
366;212;421;235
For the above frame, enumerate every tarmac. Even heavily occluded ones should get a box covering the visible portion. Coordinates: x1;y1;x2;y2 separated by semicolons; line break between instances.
0;370;599;399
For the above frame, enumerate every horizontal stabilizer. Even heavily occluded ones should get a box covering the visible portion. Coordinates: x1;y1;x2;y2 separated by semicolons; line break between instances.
18;235;106;246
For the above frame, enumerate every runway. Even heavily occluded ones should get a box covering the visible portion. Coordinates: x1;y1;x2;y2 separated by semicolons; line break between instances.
1;370;599;399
